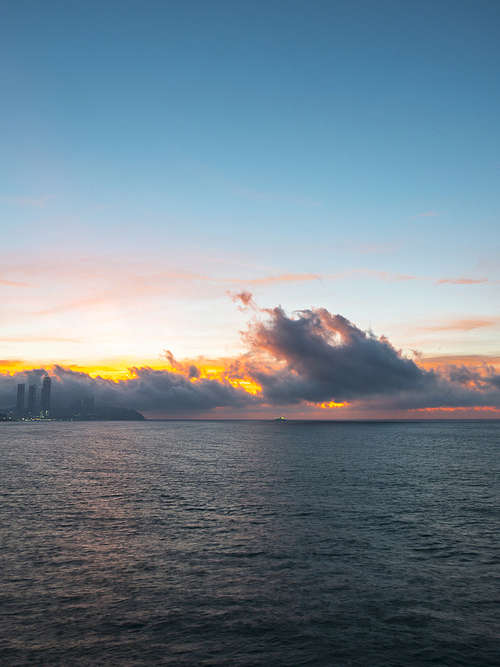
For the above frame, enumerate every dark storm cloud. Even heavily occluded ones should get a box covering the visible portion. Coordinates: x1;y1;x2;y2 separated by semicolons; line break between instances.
443;364;500;396
243;307;437;404
242;306;500;410
123;366;252;412
488;374;500;391
446;364;483;386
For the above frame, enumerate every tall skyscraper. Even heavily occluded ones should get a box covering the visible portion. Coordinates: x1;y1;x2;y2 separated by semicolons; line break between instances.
40;376;51;418
83;396;95;413
16;383;25;416
28;385;36;416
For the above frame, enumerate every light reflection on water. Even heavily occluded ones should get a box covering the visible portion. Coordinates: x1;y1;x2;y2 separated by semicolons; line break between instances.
1;420;500;666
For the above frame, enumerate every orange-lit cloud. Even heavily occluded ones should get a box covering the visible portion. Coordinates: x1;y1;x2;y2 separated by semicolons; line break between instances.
419;354;500;369
0;360;26;373
437;277;493;285
412;406;500;415
228;290;258;310
319;401;346;408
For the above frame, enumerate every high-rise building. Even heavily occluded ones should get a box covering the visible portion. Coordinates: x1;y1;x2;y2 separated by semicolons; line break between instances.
28;384;36;416
83;396;95;413
40;376;51;418
16;383;25;416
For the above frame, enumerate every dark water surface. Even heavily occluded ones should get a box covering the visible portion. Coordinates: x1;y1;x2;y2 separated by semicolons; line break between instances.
1;420;499;666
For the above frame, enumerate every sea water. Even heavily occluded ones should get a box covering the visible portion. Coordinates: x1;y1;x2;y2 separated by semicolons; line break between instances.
1;420;499;666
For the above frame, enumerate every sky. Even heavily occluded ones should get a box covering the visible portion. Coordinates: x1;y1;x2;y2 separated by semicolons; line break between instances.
1;0;499;418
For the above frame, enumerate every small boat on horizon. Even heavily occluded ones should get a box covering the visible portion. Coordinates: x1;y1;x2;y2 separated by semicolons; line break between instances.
275;416;286;421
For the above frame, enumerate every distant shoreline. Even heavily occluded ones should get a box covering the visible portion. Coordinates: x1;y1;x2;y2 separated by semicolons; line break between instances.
0;406;146;422
2;416;499;423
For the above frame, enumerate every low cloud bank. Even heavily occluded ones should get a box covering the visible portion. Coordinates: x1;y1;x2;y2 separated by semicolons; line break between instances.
0;366;256;415
1;302;499;415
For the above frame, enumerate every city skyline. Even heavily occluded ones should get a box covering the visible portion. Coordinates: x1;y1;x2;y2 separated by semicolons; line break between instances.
1;1;499;418
12;377;51;418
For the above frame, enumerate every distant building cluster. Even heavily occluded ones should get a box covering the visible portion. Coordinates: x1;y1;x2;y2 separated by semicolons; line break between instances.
4;382;144;421
14;379;95;420
69;396;95;414
15;376;52;419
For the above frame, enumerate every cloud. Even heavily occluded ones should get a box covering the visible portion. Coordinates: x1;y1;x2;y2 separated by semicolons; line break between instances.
418;317;499;332
1;302;499;416
238;302;500;411
228;290;257;310
420;354;500;369
242;306;438;404
0;365;255;415
437;277;491;285
2;250;496;333
0;278;28;287
228;269;419;287
160;350;201;379
241;273;322;285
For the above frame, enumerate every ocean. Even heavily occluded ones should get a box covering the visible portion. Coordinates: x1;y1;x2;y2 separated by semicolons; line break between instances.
1;420;499;666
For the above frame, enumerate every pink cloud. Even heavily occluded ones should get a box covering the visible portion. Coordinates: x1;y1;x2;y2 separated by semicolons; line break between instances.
0;278;28;287
437;277;492;285
419;317;499;332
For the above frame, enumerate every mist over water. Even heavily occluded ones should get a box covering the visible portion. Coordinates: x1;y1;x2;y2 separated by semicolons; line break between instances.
2;420;499;666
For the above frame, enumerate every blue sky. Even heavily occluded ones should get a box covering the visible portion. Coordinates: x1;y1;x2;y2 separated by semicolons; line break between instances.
1;1;499;416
